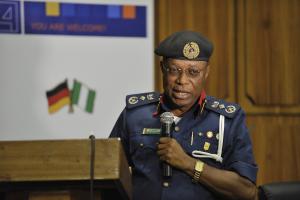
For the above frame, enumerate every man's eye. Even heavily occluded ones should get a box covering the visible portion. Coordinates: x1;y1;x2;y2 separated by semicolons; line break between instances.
188;69;200;76
168;67;179;73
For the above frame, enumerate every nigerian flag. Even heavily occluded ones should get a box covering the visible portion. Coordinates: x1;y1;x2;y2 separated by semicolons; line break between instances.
71;80;96;113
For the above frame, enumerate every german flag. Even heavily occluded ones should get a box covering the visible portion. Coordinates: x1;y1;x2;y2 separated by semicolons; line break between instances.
46;80;71;114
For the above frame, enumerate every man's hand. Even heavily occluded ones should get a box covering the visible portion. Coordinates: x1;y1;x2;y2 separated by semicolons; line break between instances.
157;137;195;171
157;137;257;200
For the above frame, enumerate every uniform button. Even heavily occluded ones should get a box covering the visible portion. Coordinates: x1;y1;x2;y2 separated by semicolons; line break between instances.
174;126;180;132
163;182;169;187
140;143;144;147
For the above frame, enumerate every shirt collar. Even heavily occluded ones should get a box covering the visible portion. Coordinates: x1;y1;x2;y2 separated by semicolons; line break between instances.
153;90;207;117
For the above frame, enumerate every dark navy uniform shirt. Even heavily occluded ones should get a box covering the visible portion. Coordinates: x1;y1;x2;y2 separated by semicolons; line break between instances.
109;92;258;200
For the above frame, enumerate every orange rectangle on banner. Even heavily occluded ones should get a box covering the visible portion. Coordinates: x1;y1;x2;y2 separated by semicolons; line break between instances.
122;5;136;19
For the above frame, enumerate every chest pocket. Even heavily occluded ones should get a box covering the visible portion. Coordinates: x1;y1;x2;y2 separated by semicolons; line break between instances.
129;131;160;172
189;115;225;163
186;130;219;155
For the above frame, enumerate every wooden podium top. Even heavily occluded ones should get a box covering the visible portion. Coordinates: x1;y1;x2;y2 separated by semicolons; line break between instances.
0;138;131;199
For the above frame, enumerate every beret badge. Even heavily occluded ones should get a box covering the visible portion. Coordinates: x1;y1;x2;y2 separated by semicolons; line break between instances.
183;42;200;59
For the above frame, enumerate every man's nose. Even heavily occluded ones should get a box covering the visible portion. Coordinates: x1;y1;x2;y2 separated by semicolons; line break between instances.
176;70;189;84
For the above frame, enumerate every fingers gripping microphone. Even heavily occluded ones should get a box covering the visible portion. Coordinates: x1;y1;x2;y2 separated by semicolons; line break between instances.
160;112;174;178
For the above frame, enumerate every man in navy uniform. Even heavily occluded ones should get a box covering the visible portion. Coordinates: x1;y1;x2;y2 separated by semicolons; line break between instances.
110;31;258;200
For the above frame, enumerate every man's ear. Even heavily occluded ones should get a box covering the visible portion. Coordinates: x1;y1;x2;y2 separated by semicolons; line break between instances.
204;64;210;80
160;61;164;73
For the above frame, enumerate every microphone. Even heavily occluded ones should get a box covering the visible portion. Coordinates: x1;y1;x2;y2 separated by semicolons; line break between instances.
160;112;174;178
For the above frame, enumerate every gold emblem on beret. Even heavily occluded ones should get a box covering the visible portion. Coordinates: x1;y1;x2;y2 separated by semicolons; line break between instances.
128;96;138;104
225;105;236;113
183;42;200;59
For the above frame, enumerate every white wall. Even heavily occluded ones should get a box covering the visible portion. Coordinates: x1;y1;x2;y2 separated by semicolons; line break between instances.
0;0;154;140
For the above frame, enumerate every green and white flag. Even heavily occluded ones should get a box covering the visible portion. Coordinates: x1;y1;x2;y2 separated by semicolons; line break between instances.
71;80;96;113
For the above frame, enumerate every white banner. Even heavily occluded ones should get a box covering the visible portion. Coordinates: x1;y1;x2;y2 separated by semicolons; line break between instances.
0;0;154;140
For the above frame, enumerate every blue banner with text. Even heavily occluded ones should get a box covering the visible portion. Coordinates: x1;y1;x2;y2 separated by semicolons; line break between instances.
24;1;146;37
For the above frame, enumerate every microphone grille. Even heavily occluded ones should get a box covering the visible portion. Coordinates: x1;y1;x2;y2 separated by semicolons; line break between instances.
160;112;174;124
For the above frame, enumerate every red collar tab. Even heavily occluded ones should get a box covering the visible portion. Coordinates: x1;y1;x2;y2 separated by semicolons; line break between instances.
153;91;206;117
160;95;164;104
152;95;163;117
198;90;206;106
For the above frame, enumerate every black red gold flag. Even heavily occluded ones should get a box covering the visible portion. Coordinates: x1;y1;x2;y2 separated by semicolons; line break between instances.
46;80;71;114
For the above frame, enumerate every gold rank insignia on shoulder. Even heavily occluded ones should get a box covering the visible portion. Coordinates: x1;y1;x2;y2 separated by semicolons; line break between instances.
126;92;160;109
225;105;236;113
128;96;138;104
142;128;161;135
139;96;146;101
183;42;200;59
147;94;154;100
219;104;225;109
211;101;219;108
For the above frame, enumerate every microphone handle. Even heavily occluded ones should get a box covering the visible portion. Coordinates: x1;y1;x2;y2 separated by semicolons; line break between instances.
161;123;172;137
163;161;172;177
161;123;172;178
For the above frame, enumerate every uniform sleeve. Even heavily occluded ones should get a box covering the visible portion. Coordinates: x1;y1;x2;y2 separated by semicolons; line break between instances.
223;109;258;183
109;109;132;166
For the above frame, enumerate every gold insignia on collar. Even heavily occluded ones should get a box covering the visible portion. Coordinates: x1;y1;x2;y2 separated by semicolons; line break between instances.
225;105;236;113
183;42;200;59
128;96;138;104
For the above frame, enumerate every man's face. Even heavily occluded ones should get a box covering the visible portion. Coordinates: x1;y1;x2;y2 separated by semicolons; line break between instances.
162;58;210;110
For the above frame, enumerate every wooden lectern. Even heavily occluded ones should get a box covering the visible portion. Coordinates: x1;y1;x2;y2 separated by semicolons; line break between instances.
0;138;132;200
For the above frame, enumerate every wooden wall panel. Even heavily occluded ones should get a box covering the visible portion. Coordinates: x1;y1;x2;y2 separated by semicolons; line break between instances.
237;0;300;114
155;0;300;186
247;116;300;185
155;0;235;101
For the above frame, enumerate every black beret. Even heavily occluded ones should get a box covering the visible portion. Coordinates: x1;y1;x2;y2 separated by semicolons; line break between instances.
155;30;213;61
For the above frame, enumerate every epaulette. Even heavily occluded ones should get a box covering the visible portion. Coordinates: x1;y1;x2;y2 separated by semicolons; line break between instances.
126;92;160;109
205;96;240;118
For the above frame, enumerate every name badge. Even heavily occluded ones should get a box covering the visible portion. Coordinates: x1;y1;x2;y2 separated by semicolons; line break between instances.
142;128;161;135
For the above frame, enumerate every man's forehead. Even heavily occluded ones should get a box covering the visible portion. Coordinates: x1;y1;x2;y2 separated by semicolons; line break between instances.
165;58;208;67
